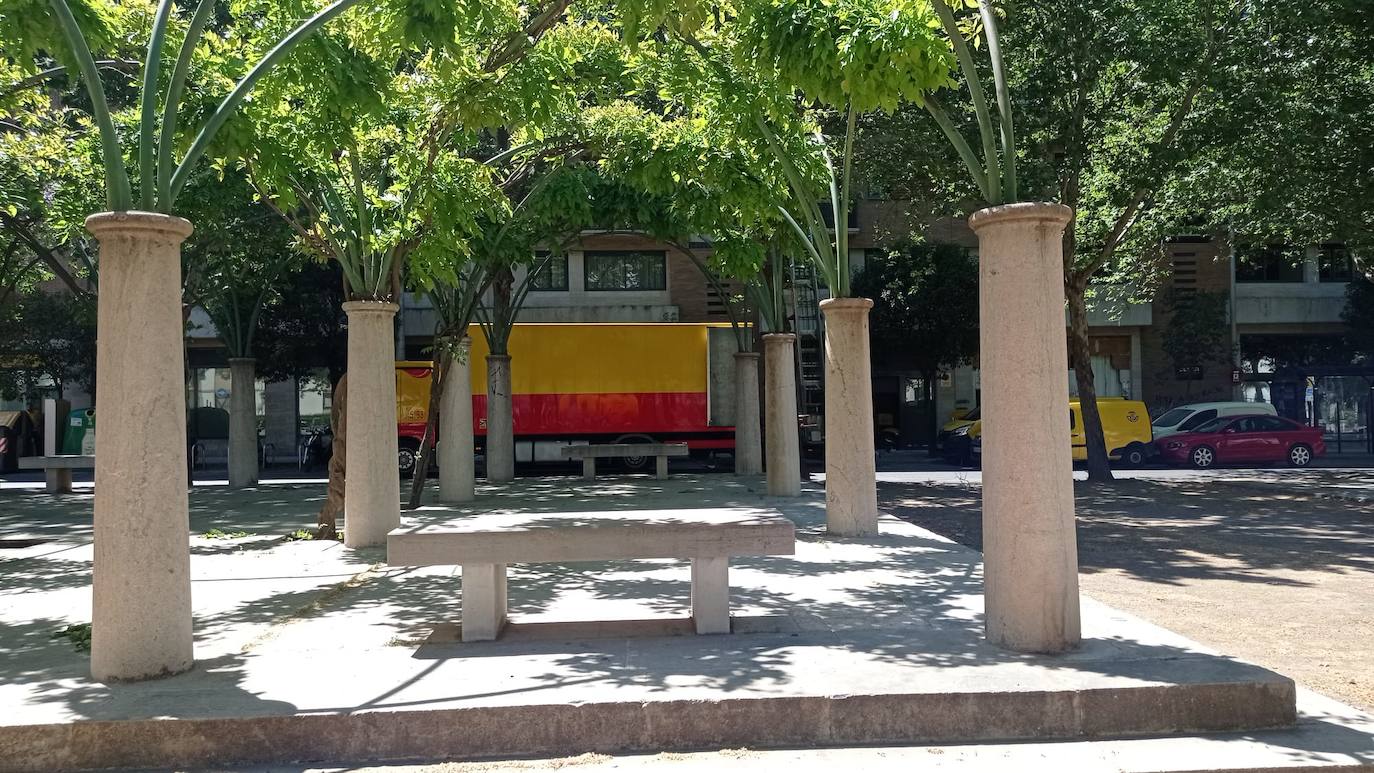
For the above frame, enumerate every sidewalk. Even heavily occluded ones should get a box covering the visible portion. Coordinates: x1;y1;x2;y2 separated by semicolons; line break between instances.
4;477;1367;770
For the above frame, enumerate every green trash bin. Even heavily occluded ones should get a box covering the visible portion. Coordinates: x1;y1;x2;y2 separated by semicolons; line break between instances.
62;408;95;455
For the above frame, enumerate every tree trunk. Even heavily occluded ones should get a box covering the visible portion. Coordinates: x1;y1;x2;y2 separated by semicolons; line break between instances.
406;351;450;509
923;369;939;457
1066;285;1114;482
317;374;346;538
227;357;259;488
486;354;515;482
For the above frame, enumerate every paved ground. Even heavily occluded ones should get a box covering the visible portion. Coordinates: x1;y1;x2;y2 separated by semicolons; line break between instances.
879;470;1374;712
3;472;1372;771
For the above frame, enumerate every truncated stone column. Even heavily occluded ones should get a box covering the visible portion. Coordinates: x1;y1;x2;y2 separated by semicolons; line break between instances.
969;202;1081;654
485;354;514;482
86;212;194;682
227;357;258;488
819;298;878;535
733;351;762;475
439;338;475;502
341;301;400;548
763;334;801;496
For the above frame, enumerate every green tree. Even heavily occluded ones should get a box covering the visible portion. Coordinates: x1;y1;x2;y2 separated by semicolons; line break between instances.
1342;278;1374;365
0;290;97;400
1159;288;1232;398
851;243;979;451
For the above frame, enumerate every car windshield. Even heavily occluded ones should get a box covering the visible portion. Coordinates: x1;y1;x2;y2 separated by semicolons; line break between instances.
1192;417;1232;433
961;408;979;421
1153;408;1194;427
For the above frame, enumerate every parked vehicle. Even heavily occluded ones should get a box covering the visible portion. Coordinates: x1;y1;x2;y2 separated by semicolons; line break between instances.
1157;414;1325;468
937;408;979;461
396;323;740;473
961;398;1153;468
1150;401;1277;440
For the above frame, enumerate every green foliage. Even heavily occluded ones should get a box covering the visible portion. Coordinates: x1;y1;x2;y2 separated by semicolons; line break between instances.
1343;278;1374;364
735;0;953;114
850;243;979;375
1160;288;1233;373
202;528;250;539
51;622;92;651
0;290;97;400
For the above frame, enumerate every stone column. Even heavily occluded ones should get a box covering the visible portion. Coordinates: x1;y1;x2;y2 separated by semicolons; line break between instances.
763;334;801;496
819;298;878;536
733;351;762;475
227;357;258;488
969;202;1081;654
485;354;514;482
341;301;400;548
439;338;475;502
86;212;194;682
262;378;298;467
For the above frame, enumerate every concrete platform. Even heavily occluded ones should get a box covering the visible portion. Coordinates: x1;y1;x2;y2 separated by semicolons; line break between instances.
0;477;1363;771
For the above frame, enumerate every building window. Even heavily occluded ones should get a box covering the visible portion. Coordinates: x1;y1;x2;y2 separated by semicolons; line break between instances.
529;251;568;291
584;250;667;291
1319;243;1354;283
1235;242;1305;282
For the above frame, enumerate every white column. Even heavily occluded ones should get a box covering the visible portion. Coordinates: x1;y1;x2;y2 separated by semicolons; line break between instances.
86;212;194;682
485;354;514;482
227;357;258;488
969;202;1081;654
763;334;802;496
341;301;400;548
461;563;508;642
819;298;878;536
438;338;475;502
690;557;730;634
733;351;762;475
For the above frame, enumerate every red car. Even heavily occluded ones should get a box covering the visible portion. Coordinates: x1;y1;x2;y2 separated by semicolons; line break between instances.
1158;414;1325;468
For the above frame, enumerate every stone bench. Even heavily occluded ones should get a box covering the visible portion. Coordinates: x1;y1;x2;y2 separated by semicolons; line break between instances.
560;443;689;480
18;455;94;494
387;508;796;641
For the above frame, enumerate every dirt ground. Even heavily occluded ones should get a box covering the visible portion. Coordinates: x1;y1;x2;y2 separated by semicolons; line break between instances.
879;477;1374;712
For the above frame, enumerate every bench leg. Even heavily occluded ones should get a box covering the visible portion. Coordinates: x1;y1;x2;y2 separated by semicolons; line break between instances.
655;455;668;479
45;468;73;495
690;557;730;634
582;457;596;480
461;563;508;642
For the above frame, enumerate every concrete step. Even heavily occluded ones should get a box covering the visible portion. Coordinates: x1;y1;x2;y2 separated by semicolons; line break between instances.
195;691;1374;773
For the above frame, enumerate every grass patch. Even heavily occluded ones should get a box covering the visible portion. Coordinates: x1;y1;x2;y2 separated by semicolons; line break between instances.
202;528;251;540
285;528;343;542
52;623;92;652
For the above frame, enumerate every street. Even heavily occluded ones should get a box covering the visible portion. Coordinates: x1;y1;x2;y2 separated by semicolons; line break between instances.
879;467;1374;712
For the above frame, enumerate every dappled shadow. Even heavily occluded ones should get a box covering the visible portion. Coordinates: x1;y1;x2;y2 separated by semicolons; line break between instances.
880;477;1374;587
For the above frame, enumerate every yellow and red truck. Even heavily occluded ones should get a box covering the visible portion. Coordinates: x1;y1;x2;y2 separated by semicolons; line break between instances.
395;323;740;471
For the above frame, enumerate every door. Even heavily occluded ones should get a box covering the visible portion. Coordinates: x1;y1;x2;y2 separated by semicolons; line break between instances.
1248;416;1292;461
1217;417;1266;462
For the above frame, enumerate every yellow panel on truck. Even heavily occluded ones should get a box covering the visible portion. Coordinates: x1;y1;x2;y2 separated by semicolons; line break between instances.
396;323;736;453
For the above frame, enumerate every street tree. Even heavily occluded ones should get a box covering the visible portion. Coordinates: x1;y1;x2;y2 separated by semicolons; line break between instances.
851;242;979;452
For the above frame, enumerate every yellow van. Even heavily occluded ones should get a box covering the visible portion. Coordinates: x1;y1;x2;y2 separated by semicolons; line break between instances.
963;398;1154;467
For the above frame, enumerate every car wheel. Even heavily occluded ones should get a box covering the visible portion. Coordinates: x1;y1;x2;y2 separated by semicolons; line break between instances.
1121;444;1148;468
1190;445;1216;469
1288;443;1313;467
397;440;419;477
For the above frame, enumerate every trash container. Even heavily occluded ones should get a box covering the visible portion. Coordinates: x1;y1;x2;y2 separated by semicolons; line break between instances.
62;408;95;455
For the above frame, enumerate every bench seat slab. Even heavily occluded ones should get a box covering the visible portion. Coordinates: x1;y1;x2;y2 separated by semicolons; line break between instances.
390;514;795;566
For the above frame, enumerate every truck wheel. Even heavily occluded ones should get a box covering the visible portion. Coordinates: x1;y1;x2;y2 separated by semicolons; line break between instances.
398;439;420;477
614;434;654;471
